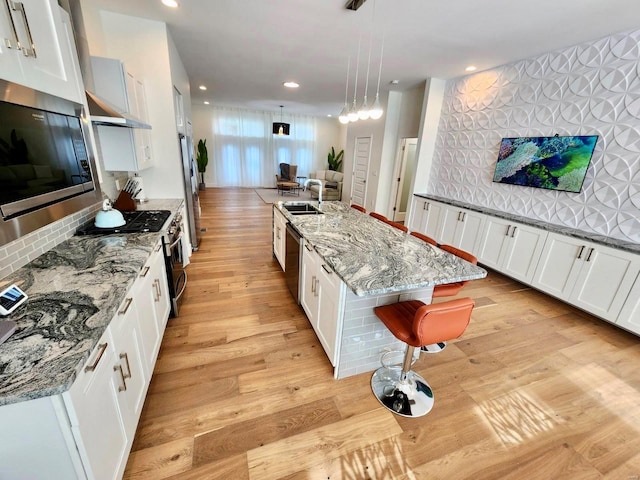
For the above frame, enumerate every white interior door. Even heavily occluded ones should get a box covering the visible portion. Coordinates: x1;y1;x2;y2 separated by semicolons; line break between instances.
390;138;417;221
350;136;371;208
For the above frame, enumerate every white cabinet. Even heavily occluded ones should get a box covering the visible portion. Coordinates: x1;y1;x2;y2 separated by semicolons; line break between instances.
273;207;287;270
532;233;640;321
131;243;168;380
477;217;548;284
437;204;486;254
91;56;153;172
0;0;83;103
617;274;640;335
407;196;444;241
301;243;346;366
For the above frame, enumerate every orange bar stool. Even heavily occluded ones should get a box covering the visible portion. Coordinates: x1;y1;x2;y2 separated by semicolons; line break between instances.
386;220;408;233
371;297;475;417
351;204;366;213
410;231;438;246
369;212;387;222
421;244;478;354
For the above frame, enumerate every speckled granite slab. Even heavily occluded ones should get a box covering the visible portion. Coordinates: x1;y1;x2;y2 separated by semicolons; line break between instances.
415;194;640;255
276;201;487;296
0;199;182;406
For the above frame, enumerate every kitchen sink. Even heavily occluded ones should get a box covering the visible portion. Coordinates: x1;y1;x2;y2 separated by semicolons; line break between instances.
283;203;323;215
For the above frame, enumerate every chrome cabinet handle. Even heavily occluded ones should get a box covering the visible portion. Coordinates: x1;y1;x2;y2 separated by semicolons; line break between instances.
321;264;332;274
114;365;127;392
311;275;316;294
119;352;132;379
12;1;35;57
119;297;133;315
586;248;594;262
2;0;19;49
314;279;320;297
140;266;151;278
505;225;511;236
155;279;162;299
84;343;108;372
577;245;585;259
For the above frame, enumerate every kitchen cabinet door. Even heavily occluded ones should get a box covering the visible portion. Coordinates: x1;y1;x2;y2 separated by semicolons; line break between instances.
63;332;128;480
300;243;319;323
476;217;511;269
315;261;345;366
531;232;582;299
272;208;287;270
407;196;443;241
11;0;83;103
499;222;548;284
569;243;640;322
437;204;460;246
617;273;640;335
0;1;26;86
151;244;171;332
453;209;486;255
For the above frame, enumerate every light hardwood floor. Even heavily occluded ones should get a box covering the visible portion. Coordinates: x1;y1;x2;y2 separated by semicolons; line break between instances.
123;188;640;480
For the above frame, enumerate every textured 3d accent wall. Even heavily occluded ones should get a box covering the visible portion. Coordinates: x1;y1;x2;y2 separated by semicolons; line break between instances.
429;29;640;243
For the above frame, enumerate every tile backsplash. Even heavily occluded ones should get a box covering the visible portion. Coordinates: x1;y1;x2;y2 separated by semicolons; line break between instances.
0;203;101;281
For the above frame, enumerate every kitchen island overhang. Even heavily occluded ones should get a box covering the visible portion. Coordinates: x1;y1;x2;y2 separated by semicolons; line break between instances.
274;201;487;379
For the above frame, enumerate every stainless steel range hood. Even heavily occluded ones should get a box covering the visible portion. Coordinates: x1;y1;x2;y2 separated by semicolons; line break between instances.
86;91;151;129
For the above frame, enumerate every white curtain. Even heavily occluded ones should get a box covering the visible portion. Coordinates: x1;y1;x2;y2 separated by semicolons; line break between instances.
209;106;317;187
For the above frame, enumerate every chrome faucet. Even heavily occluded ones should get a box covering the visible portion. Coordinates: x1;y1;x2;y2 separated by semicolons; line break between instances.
304;178;323;206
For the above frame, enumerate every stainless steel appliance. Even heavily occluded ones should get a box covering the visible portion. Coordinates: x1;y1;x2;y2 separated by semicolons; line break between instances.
179;133;202;251
163;213;187;316
285;223;303;303
0;79;101;246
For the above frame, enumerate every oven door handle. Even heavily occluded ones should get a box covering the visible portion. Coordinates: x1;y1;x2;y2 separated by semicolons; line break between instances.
175;270;187;300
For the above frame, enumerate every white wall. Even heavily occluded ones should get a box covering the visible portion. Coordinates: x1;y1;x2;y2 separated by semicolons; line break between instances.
424;28;640;243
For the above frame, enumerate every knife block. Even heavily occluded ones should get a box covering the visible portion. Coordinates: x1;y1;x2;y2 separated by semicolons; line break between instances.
113;191;137;212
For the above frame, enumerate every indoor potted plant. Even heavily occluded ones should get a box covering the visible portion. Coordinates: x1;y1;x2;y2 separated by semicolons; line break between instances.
327;147;344;171
196;138;208;190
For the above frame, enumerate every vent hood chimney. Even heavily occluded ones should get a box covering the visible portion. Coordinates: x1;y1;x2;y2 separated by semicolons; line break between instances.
85;91;151;129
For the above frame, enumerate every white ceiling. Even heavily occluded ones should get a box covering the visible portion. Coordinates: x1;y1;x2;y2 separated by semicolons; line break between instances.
92;0;640;117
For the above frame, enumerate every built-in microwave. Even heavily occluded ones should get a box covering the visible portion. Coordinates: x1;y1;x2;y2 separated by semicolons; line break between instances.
0;79;101;245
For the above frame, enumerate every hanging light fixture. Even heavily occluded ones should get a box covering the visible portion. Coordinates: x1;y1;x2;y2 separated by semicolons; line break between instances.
358;0;376;120
348;36;362;123
338;56;351;125
272;105;290;136
369;29;385;120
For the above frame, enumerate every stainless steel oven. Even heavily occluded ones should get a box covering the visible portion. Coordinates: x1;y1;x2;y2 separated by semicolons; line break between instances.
163;212;187;317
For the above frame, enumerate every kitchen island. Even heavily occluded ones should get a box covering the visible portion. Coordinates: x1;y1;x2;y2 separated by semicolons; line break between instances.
274;201;487;378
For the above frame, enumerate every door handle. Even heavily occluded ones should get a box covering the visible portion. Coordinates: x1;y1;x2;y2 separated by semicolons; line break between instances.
118;297;133;315
119;352;132;379
2;0;19;49
84;343;108;372
511;226;517;237
140;266;151;277
311;275;316;294
11;1;36;57
321;264;332;274
114;365;127;392
586;248;594;262
577;245;585;259
315;278;320;297
505;225;511;236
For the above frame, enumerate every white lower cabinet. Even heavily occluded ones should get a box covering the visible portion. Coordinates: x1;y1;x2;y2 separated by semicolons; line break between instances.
273;207;287;271
617;275;640;334
0;239;171;480
532;233;640;322
407;196;444;240
301;243;346;366
477;217;548;284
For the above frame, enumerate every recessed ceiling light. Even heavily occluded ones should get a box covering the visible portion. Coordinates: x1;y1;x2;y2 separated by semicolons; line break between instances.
465;65;477;72
327;114;332;117
161;0;178;7
199;85;207;91
283;81;299;88
389;80;399;85
204;101;210;105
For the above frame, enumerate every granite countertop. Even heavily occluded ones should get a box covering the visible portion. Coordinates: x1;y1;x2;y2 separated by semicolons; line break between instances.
415;193;640;255
0;199;183;407
276;201;487;296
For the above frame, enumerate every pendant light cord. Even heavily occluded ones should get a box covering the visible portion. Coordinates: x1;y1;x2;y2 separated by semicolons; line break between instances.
363;0;375;100
352;35;361;106
344;56;351;105
375;30;385;96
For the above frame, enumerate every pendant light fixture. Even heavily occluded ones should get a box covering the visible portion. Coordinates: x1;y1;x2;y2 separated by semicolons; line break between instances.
369;29;385;120
358;0;376;120
348;36;362;123
272;105;290;136
338;56;351;125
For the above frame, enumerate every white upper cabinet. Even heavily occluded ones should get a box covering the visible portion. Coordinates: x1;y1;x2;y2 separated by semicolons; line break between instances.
0;0;83;103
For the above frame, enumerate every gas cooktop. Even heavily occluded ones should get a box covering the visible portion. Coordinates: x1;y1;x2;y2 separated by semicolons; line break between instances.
76;210;172;235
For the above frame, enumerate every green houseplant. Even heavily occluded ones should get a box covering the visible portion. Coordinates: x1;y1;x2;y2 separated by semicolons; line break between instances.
196;139;208;190
327;147;344;171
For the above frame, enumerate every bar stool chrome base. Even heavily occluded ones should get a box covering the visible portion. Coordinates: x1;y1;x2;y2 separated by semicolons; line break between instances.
421;341;447;354
371;367;434;417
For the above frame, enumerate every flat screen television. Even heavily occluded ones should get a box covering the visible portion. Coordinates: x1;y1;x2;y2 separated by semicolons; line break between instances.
492;135;598;193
